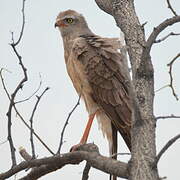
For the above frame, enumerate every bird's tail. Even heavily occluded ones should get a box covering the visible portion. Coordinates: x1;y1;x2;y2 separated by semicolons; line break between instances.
109;123;117;180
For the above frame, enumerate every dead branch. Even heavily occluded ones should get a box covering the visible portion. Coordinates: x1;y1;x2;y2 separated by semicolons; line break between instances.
156;114;180;120
154;134;180;166
57;94;81;154
155;85;169;93
19;147;32;161
167;53;180;100
14;0;26;46
0;70;54;155
146;16;180;53
3;0;27;167
82;162;91;180
0;144;128;180
29;87;50;158
15;77;42;104
154;32;180;43
166;0;178;16
0;0;54;156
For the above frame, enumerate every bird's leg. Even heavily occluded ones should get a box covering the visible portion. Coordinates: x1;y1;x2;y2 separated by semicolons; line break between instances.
70;112;96;152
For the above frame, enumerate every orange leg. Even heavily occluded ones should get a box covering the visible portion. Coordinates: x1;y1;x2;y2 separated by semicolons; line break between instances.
70;112;96;151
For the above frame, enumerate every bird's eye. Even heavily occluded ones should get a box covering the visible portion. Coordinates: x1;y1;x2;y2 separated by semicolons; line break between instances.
66;18;74;24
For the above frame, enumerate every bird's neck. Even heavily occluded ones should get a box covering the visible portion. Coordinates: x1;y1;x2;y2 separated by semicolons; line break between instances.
62;29;93;63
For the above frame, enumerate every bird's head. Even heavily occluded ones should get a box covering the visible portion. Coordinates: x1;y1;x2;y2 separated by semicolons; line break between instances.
55;10;92;38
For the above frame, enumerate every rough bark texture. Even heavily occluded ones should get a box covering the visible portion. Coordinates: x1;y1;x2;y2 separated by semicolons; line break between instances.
0;144;128;180
95;0;158;180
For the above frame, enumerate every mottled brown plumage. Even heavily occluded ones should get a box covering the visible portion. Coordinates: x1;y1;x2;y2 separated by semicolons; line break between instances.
55;10;132;161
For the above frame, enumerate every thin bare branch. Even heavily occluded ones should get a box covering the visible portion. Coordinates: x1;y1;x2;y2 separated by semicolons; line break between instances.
167;53;180;100
4;0;27;166
13;104;55;155
154;32;180;43
0;144;128;180
1;70;54;155
155;85;169;93
82;162;91;180
15;78;42;104
156;114;180;120
57;94;81;154
0;69;11;101
14;0;26;46
154;134;180;166
29;87;50;159
166;0;178;16
146;16;180;53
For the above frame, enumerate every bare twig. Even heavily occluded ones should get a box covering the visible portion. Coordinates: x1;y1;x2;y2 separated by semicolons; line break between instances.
154;32;180;43
82;162;91;180
0;70;54;155
167;53;180;100
1;69;17;166
166;0;178;16
156;114;180;120
15;77;42;104
14;0;26;46
29;87;50;159
0;144;128;180
0;68;11;99
3;0;27;167
155;85;169;93
154;134;180;166
141;21;148;33
1;0;54;156
146;16;180;53
57;94;81;154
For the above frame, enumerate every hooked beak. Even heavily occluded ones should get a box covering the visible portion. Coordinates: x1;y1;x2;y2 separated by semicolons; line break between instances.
54;20;68;28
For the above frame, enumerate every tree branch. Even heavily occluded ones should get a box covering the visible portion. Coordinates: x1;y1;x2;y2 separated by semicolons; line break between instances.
167;53;180;100
14;0;26;46
3;0;27;167
154;134;180;166
0;144;128;180
57;93;81;154
29;87;50;159
1;59;54;157
82;162;91;180
15;77;42;104
154;32;180;43
146;16;180;53
166;0;178;16
156;114;180;120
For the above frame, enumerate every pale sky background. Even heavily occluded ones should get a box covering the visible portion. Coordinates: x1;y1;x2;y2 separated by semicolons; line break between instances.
0;0;180;179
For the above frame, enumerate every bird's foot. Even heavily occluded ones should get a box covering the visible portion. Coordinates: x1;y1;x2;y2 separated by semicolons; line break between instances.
70;143;84;152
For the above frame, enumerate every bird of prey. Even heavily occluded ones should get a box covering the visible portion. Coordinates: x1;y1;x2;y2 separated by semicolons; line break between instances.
55;10;132;160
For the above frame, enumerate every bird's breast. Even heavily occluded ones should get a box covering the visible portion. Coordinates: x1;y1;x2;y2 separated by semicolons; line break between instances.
66;54;99;114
